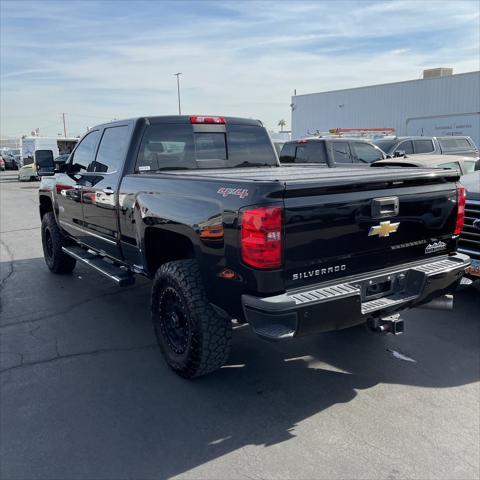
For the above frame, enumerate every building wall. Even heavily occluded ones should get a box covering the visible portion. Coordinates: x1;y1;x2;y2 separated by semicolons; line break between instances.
0;137;21;149
291;71;480;146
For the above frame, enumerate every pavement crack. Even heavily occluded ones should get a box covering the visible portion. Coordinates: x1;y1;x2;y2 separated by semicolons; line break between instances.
0;238;15;291
27;325;43;341
0;226;40;234
0;350;24;370
0;344;157;374
0;285;146;329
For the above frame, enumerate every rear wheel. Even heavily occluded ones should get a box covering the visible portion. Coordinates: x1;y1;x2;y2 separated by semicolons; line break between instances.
41;212;76;274
152;259;232;378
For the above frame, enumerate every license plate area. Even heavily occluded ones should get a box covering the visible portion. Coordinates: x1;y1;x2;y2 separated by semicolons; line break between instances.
466;259;480;277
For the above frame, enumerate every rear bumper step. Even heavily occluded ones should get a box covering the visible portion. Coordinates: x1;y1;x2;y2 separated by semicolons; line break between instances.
62;246;135;287
242;253;470;340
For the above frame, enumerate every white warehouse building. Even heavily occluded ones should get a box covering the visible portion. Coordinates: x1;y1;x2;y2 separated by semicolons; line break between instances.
291;70;480;147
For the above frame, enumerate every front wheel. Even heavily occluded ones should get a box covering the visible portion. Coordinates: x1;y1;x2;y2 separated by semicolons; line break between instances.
41;212;77;274
152;259;232;378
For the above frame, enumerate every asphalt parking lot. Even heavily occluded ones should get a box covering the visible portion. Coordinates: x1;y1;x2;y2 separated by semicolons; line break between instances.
0;170;479;480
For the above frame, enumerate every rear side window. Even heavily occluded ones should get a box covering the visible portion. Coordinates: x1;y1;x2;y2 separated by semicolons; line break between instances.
352;142;384;163
71;130;100;172
414;139;434;153
439;137;473;152
331;142;352;163
136;123;276;171
89;125;129;173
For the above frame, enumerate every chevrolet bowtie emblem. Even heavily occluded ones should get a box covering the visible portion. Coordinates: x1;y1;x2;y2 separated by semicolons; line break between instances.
369;221;400;238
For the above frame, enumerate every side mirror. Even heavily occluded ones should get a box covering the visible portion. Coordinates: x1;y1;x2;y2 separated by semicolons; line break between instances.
35;150;55;176
393;150;406;158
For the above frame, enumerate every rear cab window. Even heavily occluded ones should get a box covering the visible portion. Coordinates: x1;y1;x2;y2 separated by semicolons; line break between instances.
279;143;296;163
136;122;277;172
280;141;328;164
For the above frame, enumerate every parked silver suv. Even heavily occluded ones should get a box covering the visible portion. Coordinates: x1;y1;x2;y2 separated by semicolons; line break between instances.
372;136;478;158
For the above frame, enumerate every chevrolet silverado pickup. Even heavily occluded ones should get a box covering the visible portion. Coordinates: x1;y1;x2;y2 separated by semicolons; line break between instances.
37;115;470;378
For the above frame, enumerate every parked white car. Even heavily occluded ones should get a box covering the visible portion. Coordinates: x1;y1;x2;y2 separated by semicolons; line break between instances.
17;162;38;181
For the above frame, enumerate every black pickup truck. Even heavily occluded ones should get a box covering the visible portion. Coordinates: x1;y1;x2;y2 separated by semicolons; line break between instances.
37;115;470;378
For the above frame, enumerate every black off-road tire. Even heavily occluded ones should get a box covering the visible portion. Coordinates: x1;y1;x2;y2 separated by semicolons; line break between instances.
152;259;232;378
41;212;77;274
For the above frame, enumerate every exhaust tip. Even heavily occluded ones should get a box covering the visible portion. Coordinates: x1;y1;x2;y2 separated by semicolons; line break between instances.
418;294;454;311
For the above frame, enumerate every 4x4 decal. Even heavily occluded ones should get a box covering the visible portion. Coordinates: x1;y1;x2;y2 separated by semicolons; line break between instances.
217;187;249;199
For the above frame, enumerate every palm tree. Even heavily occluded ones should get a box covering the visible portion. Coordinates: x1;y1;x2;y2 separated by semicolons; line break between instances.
278;119;286;132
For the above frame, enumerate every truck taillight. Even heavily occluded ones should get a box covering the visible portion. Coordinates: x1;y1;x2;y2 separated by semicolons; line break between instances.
241;206;282;269
190;116;225;124
454;184;466;235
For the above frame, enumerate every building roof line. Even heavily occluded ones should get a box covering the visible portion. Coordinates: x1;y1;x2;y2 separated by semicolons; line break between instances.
293;71;480;99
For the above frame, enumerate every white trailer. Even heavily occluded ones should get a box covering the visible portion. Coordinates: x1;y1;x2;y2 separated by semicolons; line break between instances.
21;137;78;165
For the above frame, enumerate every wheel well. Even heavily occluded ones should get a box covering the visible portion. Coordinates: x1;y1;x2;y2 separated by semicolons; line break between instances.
39;196;53;219
144;228;195;276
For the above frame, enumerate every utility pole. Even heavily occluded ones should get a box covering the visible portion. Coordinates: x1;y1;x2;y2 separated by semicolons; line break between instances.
61;113;67;138
174;72;182;115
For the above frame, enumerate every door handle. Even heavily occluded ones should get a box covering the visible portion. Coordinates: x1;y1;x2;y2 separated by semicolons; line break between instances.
102;187;115;195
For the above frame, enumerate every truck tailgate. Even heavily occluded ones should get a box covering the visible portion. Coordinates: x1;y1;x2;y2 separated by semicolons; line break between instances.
282;166;460;289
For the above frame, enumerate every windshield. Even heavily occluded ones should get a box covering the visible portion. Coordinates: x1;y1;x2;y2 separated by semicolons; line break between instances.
372;140;397;154
136;123;278;171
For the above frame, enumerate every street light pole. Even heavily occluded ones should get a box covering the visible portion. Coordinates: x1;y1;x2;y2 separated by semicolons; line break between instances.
62;113;67;138
174;72;182;115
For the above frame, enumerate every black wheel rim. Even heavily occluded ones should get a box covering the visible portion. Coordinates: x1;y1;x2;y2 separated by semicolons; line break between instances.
158;287;190;355
45;229;53;258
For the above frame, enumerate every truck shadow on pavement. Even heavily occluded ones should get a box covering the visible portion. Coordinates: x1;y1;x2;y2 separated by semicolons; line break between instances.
1;257;479;479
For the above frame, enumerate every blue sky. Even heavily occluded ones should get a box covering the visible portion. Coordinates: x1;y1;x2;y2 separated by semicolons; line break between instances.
1;0;479;137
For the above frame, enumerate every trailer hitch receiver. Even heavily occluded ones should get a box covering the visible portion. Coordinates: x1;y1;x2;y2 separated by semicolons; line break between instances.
368;314;404;335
